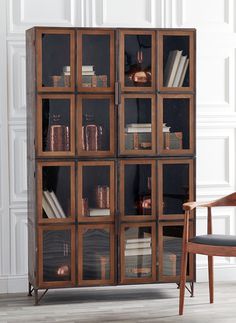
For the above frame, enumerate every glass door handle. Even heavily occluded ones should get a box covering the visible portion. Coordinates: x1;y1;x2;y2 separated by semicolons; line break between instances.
115;81;121;105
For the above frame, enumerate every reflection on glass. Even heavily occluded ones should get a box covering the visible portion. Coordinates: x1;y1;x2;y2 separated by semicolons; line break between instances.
42;99;71;152
163;36;189;87
163;99;189;150
82;34;110;88
124;35;152;87
124;226;152;278
163;164;189;215
162;226;186;276
43;229;71;281
82;165;110;217
124;164;152;216
81;98;110;151
82;228;110;280
42;34;71;87
124;98;152;151
42;166;71;219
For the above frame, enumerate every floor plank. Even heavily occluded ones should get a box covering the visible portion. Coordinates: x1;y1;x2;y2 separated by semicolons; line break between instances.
0;282;236;322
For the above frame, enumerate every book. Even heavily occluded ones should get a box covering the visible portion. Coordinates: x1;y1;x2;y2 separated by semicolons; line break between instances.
82;71;95;76
164;132;183;150
125;127;151;133
89;208;110;216
125;248;152;256
126;237;152;244
42;194;55;219
49;191;66;218
125;242;151;249
163;126;171;133
164;50;183;87
43;191;62;218
126;123;151;128
178;58;189;87
172;55;187;87
82;65;94;72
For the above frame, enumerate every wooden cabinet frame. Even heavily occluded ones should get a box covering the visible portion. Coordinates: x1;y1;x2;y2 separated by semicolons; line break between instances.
77;161;115;223
158;221;194;283
157;93;195;155
77;94;115;157
37;161;76;224
119;159;156;221
157;30;195;92
38;225;76;288
119;94;156;156
78;223;115;286
77;29;115;92
158;159;194;220
119;30;156;92
37;94;75;157
120;222;156;284
36;28;75;92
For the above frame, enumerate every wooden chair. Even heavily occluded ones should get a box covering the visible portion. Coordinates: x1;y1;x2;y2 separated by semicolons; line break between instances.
179;192;236;315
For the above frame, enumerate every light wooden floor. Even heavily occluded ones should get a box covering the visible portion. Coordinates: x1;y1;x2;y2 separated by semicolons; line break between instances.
1;282;236;322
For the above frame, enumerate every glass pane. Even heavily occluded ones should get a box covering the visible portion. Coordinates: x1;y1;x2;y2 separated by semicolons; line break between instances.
42;166;71;219
163;164;189;215
82;228;110;280
42;99;71;152
43;229;71;281
82;98;110;151
124;98;152;151
82;165;111;217
124;226;152;279
42;34;71;88
124;34;152;87
163;36;189;87
82;34;110;88
124;164;152;216
163;98;189;150
162;226;189;276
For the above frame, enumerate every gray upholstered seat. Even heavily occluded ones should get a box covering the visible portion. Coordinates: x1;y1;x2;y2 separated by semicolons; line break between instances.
190;234;236;247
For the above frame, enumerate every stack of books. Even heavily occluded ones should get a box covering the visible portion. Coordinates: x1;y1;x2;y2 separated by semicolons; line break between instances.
164;50;189;87
82;65;107;87
125;123;152;150
42;190;66;219
89;208;110;217
125;237;152;256
125;123;151;134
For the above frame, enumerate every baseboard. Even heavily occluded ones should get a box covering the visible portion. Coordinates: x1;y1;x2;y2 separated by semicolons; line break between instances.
0;275;28;293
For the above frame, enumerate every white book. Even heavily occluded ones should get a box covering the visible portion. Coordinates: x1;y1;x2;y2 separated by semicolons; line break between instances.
82;71;95;76
82;65;94;72
42;194;55;219
125;242;151;250
178;58;189;87
125;248;152;256
172;55;187;87
163;126;171;133
127;123;151;128
49;191;66;218
89;208;110;216
126;237;152;244
125;127;151;133
43;191;62;219
164;50;183;87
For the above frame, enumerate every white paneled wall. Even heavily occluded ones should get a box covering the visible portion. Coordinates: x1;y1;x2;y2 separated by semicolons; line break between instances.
0;0;236;293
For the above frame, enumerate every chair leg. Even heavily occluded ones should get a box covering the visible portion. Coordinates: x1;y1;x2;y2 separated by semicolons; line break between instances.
179;249;188;315
208;256;214;303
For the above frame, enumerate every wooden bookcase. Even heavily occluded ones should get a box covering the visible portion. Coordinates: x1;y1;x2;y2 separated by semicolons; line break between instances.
26;27;196;304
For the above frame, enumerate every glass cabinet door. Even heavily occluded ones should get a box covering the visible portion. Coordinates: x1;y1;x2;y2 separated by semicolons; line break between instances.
37;161;75;223
120;30;155;91
36;29;75;92
120;223;156;283
78;161;115;222
77;30;115;92
158;30;195;92
37;95;75;157
119;95;156;155
158;159;194;220
158;222;193;282
120;160;156;221
78;95;115;156
157;94;194;155
78;224;114;285
38;225;75;287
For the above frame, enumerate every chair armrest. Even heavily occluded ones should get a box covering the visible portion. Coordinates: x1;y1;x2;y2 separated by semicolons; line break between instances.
183;201;211;211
